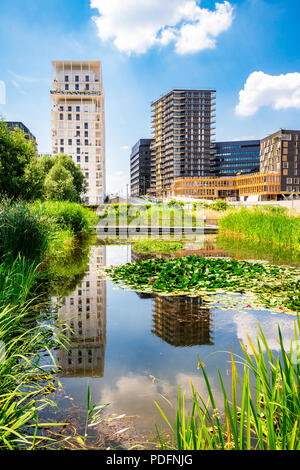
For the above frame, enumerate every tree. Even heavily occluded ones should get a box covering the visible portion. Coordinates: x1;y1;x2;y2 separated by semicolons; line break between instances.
0;121;87;202
44;163;77;202
0;121;39;199
25;153;87;202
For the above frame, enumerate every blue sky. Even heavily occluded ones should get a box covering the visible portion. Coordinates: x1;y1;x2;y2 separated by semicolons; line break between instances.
0;0;300;194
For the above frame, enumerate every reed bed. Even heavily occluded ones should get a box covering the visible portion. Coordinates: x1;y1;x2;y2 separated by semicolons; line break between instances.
155;317;300;450
219;207;300;248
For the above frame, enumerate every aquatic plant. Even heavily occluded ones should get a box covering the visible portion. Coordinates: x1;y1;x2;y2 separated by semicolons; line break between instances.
219;207;300;248
154;317;300;450
106;256;300;313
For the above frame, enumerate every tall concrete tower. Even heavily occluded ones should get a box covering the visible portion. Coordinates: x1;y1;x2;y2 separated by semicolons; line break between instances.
51;61;105;204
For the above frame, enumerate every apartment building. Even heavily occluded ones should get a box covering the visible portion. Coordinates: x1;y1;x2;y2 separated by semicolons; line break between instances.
51;61;105;205
151;89;216;198
211;140;260;176
130;139;153;197
260;129;300;194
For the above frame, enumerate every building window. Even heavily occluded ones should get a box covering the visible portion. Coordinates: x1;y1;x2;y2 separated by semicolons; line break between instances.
68;139;72;145
59;114;63;120
77;156;80;162
75;75;79;82
85;156;89;162
76;106;80;112
68;114;72;120
65;84;69;91
86;84;90;90
76;114;80;121
65;75;69;82
75;84;79;91
77;148;80;154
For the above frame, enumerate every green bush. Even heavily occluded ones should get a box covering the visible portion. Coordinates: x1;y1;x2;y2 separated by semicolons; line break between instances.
31;200;95;235
209;200;229;211
0;200;49;263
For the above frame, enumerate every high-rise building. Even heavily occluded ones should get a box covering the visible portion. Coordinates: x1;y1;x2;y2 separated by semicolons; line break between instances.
211;140;260;176
260;129;300;194
151;89;216;198
6;121;37;146
130;139;153;197
51;61;105;205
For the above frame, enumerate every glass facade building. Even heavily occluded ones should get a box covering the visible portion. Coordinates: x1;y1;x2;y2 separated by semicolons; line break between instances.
211;140;260;176
130;139;153;196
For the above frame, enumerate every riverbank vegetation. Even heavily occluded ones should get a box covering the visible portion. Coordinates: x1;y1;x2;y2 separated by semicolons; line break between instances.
155;317;300;450
0;199;96;449
219;206;300;249
106;256;300;313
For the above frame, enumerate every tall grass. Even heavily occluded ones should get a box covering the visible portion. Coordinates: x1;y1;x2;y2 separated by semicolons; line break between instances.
0;200;49;263
31;200;96;235
219;207;300;248
0;257;66;449
155;317;300;450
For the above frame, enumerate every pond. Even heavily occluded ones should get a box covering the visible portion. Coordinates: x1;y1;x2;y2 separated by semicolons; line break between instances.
45;235;299;447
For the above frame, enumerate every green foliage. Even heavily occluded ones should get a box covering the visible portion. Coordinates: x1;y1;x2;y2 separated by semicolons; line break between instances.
0;200;49;263
31;200;95;235
167;200;185;208
219;207;300;248
132;240;184;254
44;163;77;202
155;318;300;450
0;121;39;200
106;255;300;312
0;261;65;449
209;200;230;211
0;121;86;202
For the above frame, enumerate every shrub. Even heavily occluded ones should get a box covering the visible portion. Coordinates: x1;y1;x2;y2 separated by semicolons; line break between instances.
209;200;229;211
0;200;49;263
31;200;95;235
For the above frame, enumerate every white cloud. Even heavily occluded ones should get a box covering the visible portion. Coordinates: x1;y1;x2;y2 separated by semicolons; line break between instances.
236;71;300;116
90;0;234;54
121;145;130;151
233;312;296;354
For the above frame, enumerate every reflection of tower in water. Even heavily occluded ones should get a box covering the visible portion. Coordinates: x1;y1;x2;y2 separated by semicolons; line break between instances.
56;246;106;377
152;296;213;347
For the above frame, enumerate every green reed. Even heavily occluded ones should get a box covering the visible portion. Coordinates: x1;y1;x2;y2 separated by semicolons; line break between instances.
219;207;300;248
155;317;300;450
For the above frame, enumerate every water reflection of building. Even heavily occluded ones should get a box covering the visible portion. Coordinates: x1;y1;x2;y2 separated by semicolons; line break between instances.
56;246;106;377
152;296;213;347
131;240;230;263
